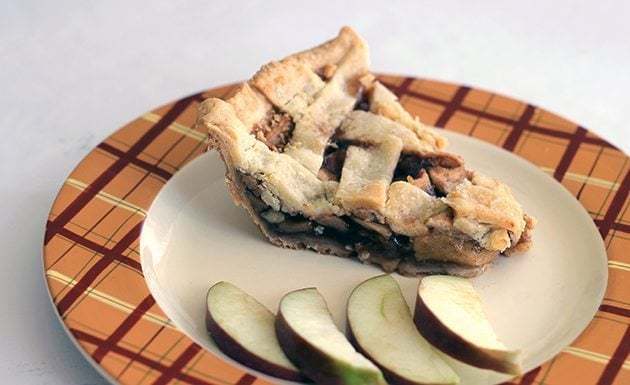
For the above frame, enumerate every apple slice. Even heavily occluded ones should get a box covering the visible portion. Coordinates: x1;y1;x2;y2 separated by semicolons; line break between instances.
347;275;460;385
276;287;387;385
205;281;303;381
414;275;522;375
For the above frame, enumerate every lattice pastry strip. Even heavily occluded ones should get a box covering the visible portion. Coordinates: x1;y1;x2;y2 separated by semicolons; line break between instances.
335;136;403;221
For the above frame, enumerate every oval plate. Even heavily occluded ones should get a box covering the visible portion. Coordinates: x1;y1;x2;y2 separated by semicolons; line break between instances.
43;76;629;385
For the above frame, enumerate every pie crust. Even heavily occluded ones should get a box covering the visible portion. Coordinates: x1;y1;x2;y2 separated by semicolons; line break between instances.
197;27;534;277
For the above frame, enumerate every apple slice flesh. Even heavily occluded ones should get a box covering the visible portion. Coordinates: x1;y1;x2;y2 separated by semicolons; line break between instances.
347;275;460;385
276;287;387;385
414;276;522;375
206;281;303;381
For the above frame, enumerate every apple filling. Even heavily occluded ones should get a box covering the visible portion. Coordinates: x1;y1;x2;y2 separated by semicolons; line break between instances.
252;108;295;152
393;153;468;197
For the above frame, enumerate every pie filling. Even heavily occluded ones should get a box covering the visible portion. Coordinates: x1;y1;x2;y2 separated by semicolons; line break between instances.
252;108;295;152
392;153;468;197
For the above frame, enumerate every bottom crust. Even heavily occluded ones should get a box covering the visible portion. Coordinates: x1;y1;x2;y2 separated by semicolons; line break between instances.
270;232;490;278
259;221;488;278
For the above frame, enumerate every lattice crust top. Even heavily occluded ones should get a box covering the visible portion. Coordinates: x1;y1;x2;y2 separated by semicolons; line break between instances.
198;27;534;275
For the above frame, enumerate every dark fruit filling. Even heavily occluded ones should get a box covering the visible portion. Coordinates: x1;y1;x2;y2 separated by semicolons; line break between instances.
354;93;370;111
252;108;294;152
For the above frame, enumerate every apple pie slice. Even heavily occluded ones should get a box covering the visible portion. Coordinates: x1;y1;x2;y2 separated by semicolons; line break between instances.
198;27;534;277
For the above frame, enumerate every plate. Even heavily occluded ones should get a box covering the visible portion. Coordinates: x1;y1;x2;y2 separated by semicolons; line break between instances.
43;76;630;385
140;131;604;385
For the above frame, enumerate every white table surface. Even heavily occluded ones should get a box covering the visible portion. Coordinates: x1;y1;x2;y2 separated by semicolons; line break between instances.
1;1;629;384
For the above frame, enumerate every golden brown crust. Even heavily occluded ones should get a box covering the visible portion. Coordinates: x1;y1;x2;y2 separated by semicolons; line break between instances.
368;81;448;150
443;172;527;251
384;181;447;236
504;214;536;256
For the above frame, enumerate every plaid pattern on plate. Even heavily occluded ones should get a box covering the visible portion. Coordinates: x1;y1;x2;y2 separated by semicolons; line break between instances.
43;76;629;385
